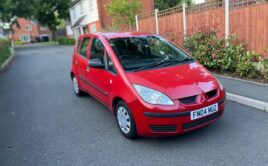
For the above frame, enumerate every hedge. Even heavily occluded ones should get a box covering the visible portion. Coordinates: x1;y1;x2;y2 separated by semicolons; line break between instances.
183;31;267;80
0;39;11;66
58;36;75;45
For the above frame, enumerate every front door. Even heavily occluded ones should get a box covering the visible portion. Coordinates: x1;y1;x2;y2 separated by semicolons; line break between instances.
86;37;112;105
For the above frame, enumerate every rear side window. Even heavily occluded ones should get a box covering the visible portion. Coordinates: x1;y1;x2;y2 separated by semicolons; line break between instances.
79;37;90;58
90;38;105;62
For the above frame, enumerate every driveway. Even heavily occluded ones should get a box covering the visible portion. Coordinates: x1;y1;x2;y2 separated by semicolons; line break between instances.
0;45;267;166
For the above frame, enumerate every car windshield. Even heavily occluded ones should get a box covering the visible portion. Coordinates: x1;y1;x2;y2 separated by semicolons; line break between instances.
109;36;193;72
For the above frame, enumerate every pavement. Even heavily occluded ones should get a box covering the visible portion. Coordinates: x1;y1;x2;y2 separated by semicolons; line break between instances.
0;45;268;166
216;75;268;102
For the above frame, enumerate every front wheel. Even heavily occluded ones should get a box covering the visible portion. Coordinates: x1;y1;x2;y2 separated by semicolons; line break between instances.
116;101;137;139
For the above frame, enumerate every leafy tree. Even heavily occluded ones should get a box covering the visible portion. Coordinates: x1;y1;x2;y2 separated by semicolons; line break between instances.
154;0;192;10
33;0;71;32
0;0;33;28
0;0;71;37
106;0;142;31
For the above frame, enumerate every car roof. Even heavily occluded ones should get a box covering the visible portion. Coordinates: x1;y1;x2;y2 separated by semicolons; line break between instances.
81;32;155;40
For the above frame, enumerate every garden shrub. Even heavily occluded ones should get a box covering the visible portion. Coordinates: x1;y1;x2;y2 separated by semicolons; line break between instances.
58;36;75;45
0;39;11;65
262;59;268;80
183;31;225;69
236;51;259;78
218;36;246;72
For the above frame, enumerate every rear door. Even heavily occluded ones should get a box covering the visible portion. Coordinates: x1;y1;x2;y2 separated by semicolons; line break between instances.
76;36;91;89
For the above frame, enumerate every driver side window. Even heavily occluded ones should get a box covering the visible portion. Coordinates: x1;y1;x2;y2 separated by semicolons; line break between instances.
90;38;104;63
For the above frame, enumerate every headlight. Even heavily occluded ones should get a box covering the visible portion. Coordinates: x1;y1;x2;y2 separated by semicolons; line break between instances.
133;84;174;105
216;79;224;91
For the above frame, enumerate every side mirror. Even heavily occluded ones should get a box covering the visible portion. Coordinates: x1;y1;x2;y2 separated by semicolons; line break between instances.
89;58;105;69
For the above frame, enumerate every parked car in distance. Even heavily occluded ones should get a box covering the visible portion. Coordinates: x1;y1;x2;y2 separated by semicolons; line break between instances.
70;32;226;139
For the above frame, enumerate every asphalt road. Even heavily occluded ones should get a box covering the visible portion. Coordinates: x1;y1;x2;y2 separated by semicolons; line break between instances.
0;45;268;166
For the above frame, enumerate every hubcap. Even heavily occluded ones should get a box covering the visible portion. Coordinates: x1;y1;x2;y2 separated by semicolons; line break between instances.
73;77;79;94
117;106;131;134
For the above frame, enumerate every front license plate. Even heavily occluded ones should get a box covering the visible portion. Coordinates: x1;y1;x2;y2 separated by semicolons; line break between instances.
190;103;218;120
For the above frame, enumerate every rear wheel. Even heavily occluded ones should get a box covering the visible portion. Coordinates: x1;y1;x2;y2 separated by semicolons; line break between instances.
116;101;137;139
72;76;84;96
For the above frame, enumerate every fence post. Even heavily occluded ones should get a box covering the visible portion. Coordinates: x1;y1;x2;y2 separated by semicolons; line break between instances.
225;0;229;40
155;9;159;34
182;3;187;40
135;15;139;31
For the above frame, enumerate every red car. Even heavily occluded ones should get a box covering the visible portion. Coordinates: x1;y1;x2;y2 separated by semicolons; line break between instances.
70;32;226;139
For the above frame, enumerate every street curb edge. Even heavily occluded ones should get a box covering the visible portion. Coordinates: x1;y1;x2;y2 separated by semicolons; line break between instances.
0;50;15;72
227;92;268;112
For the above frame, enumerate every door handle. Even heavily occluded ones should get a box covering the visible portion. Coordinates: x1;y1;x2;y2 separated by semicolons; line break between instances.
75;60;78;65
86;67;90;72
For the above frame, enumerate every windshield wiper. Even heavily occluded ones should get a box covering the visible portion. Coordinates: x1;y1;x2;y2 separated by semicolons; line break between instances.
132;59;179;72
131;57;194;72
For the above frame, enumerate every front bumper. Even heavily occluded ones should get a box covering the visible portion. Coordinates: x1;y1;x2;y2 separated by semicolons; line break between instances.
129;93;226;137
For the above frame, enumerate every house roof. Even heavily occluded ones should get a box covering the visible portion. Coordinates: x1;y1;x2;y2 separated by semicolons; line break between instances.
72;15;87;28
70;0;82;8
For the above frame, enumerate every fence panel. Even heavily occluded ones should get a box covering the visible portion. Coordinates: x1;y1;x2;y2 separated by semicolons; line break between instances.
186;7;225;38
158;12;184;45
230;3;268;56
137;1;268;58
139;11;156;33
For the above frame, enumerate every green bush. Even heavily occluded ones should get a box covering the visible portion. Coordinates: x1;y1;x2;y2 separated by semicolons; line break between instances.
183;31;264;79
67;38;75;45
218;37;246;72
58;36;75;45
236;51;259;78
0;39;11;65
183;31;225;69
14;40;23;45
262;59;268;80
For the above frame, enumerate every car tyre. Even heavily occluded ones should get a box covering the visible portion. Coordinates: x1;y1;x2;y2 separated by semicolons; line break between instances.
116;101;137;139
72;76;84;97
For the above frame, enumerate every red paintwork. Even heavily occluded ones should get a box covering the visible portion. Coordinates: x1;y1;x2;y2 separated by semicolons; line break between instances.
71;32;226;137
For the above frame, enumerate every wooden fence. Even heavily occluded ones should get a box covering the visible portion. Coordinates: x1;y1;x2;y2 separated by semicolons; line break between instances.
138;0;268;58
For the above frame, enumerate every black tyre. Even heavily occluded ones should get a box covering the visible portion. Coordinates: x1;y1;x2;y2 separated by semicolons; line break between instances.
116;101;137;139
72;76;84;97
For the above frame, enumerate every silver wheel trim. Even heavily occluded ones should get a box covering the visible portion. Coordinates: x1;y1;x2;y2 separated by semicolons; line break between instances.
117;106;131;134
73;77;79;94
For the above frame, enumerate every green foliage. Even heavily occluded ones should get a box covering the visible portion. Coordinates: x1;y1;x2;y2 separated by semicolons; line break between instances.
102;24;121;32
219;37;246;72
14;40;23;45
0;39;11;65
262;59;268;80
183;31;225;69
183;30;263;79
154;0;192;10
58;36;75;45
106;0;142;31
0;0;33;22
235;51;259;78
33;0;71;32
0;0;71;34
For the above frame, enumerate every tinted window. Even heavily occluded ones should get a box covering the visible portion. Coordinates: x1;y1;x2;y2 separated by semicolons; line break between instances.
106;53;116;73
109;36;192;72
90;38;104;63
79;37;90;58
